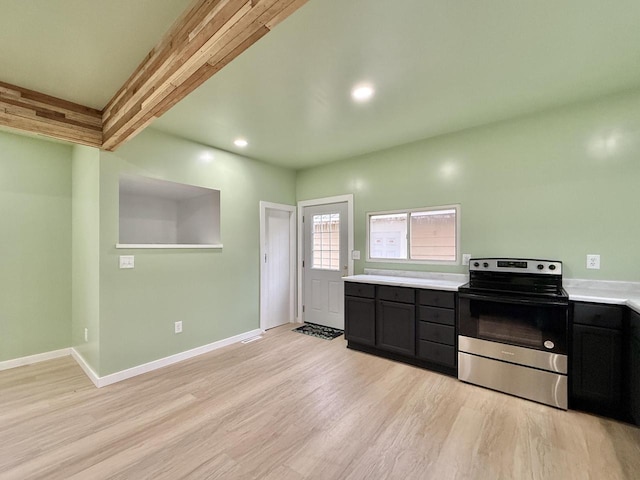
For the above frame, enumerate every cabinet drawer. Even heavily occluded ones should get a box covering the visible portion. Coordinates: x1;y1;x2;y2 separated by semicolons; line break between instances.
418;306;455;326
418;322;455;345
417;340;456;367
417;289;455;309
378;286;415;304
344;282;375;299
573;302;623;329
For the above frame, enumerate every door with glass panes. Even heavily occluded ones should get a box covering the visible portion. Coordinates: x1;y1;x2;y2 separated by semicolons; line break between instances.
303;202;348;329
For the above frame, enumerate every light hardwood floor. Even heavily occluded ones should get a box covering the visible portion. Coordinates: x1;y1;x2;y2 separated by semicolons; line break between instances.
1;325;639;480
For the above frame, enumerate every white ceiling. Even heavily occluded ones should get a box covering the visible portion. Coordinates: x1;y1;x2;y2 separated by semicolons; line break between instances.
0;0;190;109
3;0;640;169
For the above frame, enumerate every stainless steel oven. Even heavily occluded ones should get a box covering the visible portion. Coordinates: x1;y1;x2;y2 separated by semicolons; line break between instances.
457;258;569;409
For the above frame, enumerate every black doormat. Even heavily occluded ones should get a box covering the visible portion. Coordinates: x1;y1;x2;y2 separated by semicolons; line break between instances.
293;323;344;340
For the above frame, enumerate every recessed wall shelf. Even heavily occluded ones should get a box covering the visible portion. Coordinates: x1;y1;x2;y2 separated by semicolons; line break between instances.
119;174;221;248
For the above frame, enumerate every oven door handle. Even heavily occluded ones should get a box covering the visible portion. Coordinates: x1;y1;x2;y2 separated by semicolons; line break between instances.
458;292;568;307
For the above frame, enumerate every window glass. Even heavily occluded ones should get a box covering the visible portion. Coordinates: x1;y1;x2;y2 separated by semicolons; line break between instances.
369;213;407;259
312;213;340;270
367;205;459;263
410;209;457;261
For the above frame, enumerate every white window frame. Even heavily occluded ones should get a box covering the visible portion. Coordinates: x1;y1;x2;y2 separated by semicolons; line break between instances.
366;204;461;265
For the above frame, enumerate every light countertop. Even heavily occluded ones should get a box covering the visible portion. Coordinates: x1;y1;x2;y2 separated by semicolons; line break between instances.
564;287;640;314
564;287;629;305
343;272;640;314
343;274;465;291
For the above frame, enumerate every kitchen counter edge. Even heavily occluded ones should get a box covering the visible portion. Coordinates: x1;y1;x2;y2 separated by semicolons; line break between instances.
343;274;464;292
342;275;640;313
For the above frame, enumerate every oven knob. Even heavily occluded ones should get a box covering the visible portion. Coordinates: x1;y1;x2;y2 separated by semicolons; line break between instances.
544;340;555;349
483;262;489;268
549;264;556;271
473;262;480;267
537;264;544;270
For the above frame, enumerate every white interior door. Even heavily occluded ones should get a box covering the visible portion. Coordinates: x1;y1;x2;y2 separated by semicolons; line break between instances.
303;202;348;329
261;203;295;331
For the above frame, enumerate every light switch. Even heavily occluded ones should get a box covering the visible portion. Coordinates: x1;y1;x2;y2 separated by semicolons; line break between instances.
462;253;472;265
352;250;361;260
119;255;135;269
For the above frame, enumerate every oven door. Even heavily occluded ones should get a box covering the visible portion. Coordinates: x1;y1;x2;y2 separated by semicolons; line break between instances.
458;292;568;354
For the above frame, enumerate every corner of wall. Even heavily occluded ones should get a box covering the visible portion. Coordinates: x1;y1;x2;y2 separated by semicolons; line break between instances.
71;144;101;375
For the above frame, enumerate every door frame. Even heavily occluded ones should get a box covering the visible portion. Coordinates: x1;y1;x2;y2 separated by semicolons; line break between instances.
297;194;354;323
259;201;297;332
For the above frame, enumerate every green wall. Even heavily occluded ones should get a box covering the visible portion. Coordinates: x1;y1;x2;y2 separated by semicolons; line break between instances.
97;128;296;375
71;145;101;372
297;89;640;281
3;86;640;371
0;131;72;361
1;127;296;374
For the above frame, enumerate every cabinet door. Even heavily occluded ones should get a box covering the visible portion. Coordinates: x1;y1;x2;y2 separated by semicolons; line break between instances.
376;300;416;356
344;296;376;346
571;324;622;410
630;311;640;424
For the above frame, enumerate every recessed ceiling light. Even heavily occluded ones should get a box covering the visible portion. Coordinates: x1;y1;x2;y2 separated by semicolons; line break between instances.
234;138;248;148
351;84;375;102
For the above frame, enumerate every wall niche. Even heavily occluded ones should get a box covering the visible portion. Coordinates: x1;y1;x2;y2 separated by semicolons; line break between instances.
117;174;221;249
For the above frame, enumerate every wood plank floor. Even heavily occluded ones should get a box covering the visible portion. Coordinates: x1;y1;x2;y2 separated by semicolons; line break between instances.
1;325;639;479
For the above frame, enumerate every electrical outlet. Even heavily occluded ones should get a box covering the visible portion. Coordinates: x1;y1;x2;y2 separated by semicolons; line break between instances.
352;250;361;260
586;254;600;269
462;253;472;266
174;321;183;334
84;328;88;342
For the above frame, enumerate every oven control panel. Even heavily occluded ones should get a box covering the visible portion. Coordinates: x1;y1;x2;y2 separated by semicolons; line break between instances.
469;258;562;275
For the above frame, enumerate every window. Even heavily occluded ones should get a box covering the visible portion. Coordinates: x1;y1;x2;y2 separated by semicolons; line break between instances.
368;205;459;264
312;213;340;270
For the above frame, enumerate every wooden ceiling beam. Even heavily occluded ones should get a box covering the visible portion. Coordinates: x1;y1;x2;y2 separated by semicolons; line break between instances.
101;0;308;151
0;81;102;147
0;0;306;150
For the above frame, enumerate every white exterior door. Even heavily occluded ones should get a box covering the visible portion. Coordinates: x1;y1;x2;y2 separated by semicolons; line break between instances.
303;202;348;329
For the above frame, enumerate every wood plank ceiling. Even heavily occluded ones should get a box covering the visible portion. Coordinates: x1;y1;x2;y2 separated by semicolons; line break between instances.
0;0;307;150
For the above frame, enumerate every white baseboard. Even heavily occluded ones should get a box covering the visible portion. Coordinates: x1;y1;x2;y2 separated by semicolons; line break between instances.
0;348;70;371
70;348;100;387
72;328;264;388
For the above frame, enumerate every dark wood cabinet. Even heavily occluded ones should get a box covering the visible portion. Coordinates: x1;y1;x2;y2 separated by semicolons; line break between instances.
629;310;640;424
417;289;455;309
571;302;624;417
344;281;457;376
344;282;376;346
344;295;376;346
376;299;415;356
345;282;375;299
572;324;622;406
344;285;638;420
378;285;415;304
416;291;456;368
573;302;623;329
